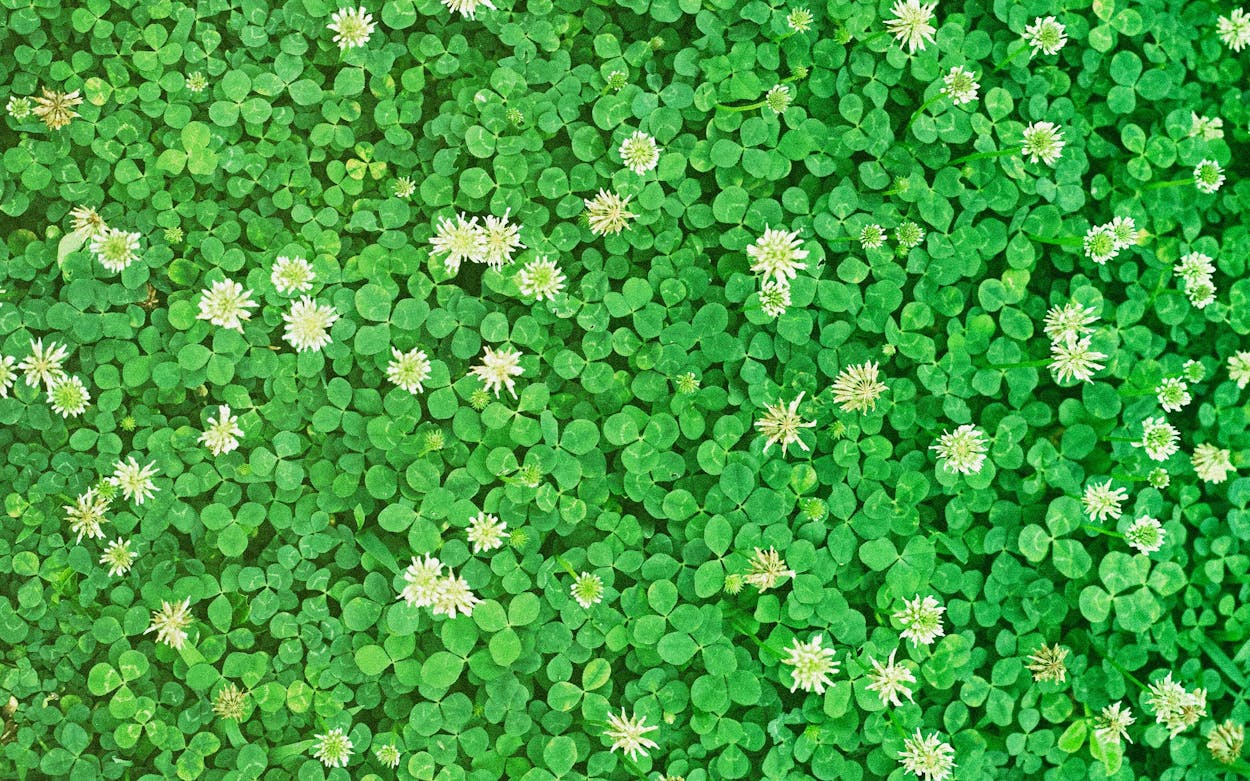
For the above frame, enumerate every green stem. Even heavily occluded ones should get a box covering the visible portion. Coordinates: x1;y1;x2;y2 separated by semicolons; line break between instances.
716;99;766;112
948;146;1022;166
883;709;911;741
1142;177;1194;191
1082;524;1122;539
1025;232;1083;247
732;620;787;660
1108;436;1136;443
984;358;1050;370
1109;472;1148;482
857;30;891;46
1105;658;1148;691
905;92;945;132
553;555;579;579
992;42;1030;72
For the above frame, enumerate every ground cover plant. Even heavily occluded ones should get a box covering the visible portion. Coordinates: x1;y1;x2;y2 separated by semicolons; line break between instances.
2;0;1250;778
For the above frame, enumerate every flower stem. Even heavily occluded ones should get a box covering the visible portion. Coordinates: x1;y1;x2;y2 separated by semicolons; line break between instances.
992;42;1030;72
1105;658;1148;691
1142;177;1195;191
1025;232;1083;247
1082;524;1123;539
732;619;787;660
905;93;945;132
856;30;891;46
948;147;1022;166
716;99;766;112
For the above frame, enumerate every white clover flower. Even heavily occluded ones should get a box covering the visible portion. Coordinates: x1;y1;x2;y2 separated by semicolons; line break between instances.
1208;720;1245;765
1021;121;1065;166
1108;216;1139;250
145;598;193;650
6;95;32;120
940;66;979;106
1145;673;1206;737
787;7;813;31
47;376;90;417
109;456;160;504
1095;701;1135;744
199;405;243;456
69;205;107;238
516;256;567;301
1083;225;1119;265
895;594;946;646
32;87;82;131
1194;159;1226;194
393;177;416;198
860;223;886;249
0;355;17;398
375;744;401;768
930;424;988;475
571;571;604;607
1125;515;1165;555
479;209;525;269
745;546;795;591
1218;7;1250;51
748;227;809;286
885;0;938;53
271;255;316;294
1082;479;1128;522
765;84;792;114
1135;416;1180;461
758;279;791;318
1156;377;1191;413
19;338;69;390
755;392;816;456
866;648;917;707
1025;643;1069;683
470;345;524;398
898;729;956;781
387;347;432;394
466;511;509;553
89;228;141;273
619;130;661;175
1043;301;1100;345
185;72;209;92
430;213;486;273
1229;351;1250;389
1176;251;1216;286
1192;442;1235;484
1049;335;1106;383
312;727;354;768
431;572;480;618
327;7;374;49
282;296;339;353
1024;16;1067;55
830;361;888;413
65;487;110;543
441;0;496;18
197;279;257;332
604;709;659;762
99;538;136;577
583;189;637;236
782;635;840;694
894;220;925;249
1186;278;1217;309
1190;112;1225;140
398;554;443;608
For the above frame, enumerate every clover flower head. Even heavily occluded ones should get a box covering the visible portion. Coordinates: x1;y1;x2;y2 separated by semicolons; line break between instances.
271;255;316;294
676;372;700;393
1228;351;1250;389
1190;112;1225;140
1125;515;1165;554
1148;467;1170;489
398;554;443;607
186;72;209;92
375;744;402;768
745;546;796;591
312;727;353;768
831;361;888;413
930;424;988;475
70;205;107;238
941;66;979;106
99;538;136;576
471;345;524;398
571;571;604;607
197;279;258;332
442;0;496;18
282;296;339;352
885;0;938;53
894;220;925;249
480;209;525;268
1135;416;1180;461
466;511;509;553
387;347;432;394
430;213;486;273
1049;335;1106;383
431;572;480;618
1176;251;1216;286
758;279;791;318
787;7;813;31
782;635;840;694
748;226;809;286
33;87;83;130
1024;16;1067;55
1021;121;1065;166
108;456;160;504
1082;479;1128;522
19;338;68;390
1208;720;1245;765
6;95;33;120
212;683;248;721
65;487;110;543
90;228;141;273
0;355;14;398
1145;672;1206;737
1156;377;1191;413
516;256;567;301
1108;216;1139;249
605;70;628;91
755;392;816;455
1218;7;1250;52
1191;442;1234;484
1094;701;1135;745
328;7;375;49
765;84;792;113
48;376;90;418
200;405;243;456
898;729;956;781
1025;643;1069;683
1194;159;1225;193
860;223;886;249
619;130;661;175
895;594;946;646
1182;359;1206;383
1044;301;1100;345
604;709;659;761
1083;225;1119;265
866;648;917;707
583;190;637;236
393;177;416;198
145;598;193;650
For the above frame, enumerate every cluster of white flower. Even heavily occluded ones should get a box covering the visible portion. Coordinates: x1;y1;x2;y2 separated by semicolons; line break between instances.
4;337;92;418
465;511;509;553
67;206;145;275
1043;299;1105;384
1083;216;1138;265
1175;250;1218;309
1193;159;1226;194
429;209;526;273
397;554;480;618
930;424;988;475
1145;672;1207;737
747;226;809;319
